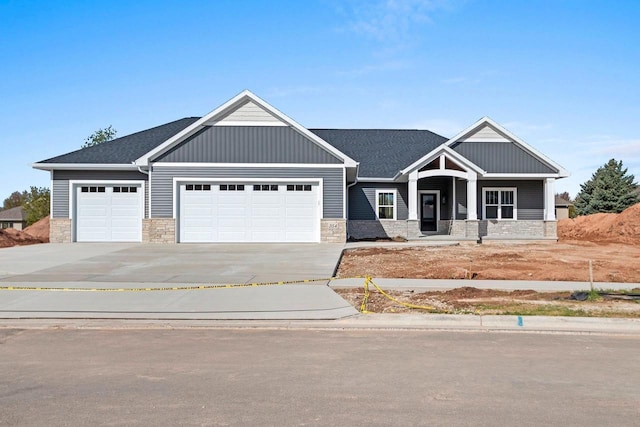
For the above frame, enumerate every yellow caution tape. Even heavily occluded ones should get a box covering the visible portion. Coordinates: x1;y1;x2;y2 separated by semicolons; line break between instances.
0;276;367;292
360;276;435;313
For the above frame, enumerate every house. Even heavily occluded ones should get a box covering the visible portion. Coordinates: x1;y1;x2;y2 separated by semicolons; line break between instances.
0;206;27;230
555;196;573;220
33;90;569;244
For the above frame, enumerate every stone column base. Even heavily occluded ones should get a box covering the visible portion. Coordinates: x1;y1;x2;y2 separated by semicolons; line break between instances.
142;218;176;243
543;220;558;239
50;218;72;243
465;220;479;239
321;219;346;243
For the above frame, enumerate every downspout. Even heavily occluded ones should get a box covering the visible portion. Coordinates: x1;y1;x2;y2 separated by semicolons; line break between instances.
136;165;150;219
345;163;360;240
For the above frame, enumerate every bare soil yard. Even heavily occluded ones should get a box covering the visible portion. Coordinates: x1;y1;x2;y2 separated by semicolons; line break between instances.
336;204;640;317
337;241;640;283
335;286;640;318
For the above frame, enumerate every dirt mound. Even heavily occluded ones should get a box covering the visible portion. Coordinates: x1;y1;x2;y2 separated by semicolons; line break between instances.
23;216;50;241
558;203;640;244
0;227;45;248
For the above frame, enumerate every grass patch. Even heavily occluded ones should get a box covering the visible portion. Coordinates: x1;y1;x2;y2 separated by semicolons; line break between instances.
472;303;640;318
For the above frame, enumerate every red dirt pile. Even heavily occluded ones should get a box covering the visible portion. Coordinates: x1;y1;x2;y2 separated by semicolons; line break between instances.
23;216;50;241
558;203;640;245
0;216;49;248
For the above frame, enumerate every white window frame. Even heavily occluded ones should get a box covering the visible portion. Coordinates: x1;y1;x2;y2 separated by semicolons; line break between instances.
375;189;397;220
482;187;517;220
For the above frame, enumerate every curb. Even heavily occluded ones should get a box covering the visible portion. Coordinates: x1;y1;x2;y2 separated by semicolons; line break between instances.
1;314;639;335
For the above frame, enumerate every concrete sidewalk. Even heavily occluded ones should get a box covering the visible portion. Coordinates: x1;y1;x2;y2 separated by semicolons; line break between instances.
330;277;640;291
0;283;358;320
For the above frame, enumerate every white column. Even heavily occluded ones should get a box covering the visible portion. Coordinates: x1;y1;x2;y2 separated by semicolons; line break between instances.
451;178;456;220
467;174;478;220
544;178;556;220
408;171;418;220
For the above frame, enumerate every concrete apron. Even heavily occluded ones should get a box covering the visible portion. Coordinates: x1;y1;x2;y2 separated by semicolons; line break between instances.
0;243;355;320
0;283;358;320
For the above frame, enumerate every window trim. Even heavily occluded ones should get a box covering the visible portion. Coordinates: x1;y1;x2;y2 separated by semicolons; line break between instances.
375;189;397;220
482;187;517;220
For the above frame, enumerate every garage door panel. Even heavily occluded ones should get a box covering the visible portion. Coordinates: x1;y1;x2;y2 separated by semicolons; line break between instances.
75;185;142;242
179;182;320;243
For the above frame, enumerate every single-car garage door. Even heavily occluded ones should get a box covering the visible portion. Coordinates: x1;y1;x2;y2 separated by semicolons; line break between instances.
75;184;143;242
179;182;320;243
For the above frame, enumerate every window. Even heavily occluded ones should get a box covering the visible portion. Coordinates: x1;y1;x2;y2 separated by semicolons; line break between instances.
483;188;516;220
375;189;397;220
286;184;312;191
81;186;105;193
220;184;244;191
253;184;278;191
185;184;211;191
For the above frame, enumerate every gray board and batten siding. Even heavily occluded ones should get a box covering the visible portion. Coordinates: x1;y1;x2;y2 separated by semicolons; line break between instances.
451;141;557;174
154;126;343;164
150;166;344;219
52;170;149;218
349;183;409;221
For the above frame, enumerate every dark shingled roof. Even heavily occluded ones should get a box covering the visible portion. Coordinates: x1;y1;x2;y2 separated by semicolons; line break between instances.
38;117;200;164
310;129;448;178
0;206;26;221
37;119;450;179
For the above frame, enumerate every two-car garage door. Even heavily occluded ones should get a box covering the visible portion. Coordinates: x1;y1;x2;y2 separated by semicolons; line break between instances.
179;182;320;243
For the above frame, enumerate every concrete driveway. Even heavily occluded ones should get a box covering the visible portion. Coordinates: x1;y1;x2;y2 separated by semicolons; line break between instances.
0;243;357;320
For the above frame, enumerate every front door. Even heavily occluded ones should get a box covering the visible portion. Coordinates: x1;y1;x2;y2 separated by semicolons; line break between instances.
421;193;437;232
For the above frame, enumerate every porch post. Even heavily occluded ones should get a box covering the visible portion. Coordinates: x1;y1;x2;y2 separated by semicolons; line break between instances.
544;178;556;220
408;171;418;220
466;173;478;220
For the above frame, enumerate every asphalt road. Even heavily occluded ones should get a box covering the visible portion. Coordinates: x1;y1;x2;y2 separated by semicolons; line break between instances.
0;329;638;426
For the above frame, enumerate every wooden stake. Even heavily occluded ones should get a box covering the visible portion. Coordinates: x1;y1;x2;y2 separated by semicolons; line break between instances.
589;260;594;291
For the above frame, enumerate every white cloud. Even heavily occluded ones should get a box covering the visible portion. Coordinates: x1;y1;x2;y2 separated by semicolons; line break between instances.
336;0;458;43
587;137;640;156
337;60;410;76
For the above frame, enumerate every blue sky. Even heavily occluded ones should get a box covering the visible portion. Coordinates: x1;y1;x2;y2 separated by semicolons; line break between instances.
1;0;639;200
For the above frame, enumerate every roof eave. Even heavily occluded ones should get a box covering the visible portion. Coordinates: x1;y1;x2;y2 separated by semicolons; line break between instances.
32;163;139;171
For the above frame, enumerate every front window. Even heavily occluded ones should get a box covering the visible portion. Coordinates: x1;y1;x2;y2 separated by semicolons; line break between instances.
484;188;516;220
376;190;396;220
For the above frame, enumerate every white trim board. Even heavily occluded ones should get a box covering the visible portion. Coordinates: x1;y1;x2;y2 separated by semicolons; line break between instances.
33;163;139;171
153;162;345;168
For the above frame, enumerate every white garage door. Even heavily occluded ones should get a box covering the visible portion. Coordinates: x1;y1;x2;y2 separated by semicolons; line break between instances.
75;184;143;242
179;182;320;243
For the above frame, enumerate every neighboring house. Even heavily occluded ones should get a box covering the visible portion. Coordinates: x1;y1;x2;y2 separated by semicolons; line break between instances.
555;196;573;220
33;90;569;244
0;206;27;230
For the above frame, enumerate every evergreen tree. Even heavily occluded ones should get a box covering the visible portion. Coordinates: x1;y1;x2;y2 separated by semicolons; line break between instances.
574;159;638;215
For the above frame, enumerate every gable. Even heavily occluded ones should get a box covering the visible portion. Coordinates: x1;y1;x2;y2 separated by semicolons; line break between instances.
136;90;357;167
210;100;283;126
444;117;566;176
154;126;343;164
458;124;510;142
451;141;557;173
